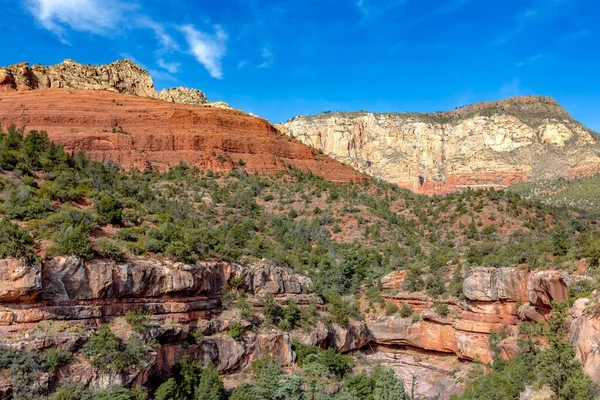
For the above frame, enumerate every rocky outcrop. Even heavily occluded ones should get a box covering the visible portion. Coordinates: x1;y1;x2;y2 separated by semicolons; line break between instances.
463;267;528;302
0;257;314;328
155;87;210;106
0;59;218;107
527;270;570;308
290;320;371;353
280;96;600;194
570;298;600;383
0;258;41;303
370;266;572;367
0;88;365;182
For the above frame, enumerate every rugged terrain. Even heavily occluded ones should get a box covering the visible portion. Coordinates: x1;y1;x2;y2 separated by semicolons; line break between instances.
0;89;363;182
280;96;600;194
1;125;599;398
0;59;219;107
0;257;598;399
0;59;599;399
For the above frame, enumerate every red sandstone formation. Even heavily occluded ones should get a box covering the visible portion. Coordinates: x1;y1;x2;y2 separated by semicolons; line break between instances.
0;89;365;182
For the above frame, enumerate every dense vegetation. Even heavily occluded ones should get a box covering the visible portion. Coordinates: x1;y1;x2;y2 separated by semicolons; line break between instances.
454;302;596;400
510;173;600;217
1;125;598;299
1;125;600;399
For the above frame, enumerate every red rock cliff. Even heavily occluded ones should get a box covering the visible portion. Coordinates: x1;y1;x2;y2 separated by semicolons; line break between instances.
0;89;364;182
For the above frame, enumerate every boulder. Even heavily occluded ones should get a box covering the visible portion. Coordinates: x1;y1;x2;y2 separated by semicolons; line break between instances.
0;258;41;303
368;316;457;354
329;321;371;353
240;261;312;295
527;270;569;308
381;270;407;290
570;303;600;383
463;267;527;302
43;256;94;301
252;331;295;367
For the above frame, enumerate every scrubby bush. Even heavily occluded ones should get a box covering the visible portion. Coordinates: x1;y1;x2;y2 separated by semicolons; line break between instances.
52;224;94;259
96;237;126;261
125;310;150;333
384;302;399;316
81;325;147;373
0;218;37;258
228;322;244;340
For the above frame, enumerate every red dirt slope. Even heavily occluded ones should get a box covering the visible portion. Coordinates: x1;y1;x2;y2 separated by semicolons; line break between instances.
0;89;365;182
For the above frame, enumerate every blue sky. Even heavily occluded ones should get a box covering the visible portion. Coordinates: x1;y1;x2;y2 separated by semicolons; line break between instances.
2;0;599;130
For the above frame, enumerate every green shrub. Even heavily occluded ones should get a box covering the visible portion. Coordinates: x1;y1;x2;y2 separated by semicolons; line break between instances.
96;237;125;261
384;302;399;316
81;325;147;373
52;224;94;259
433;302;451;317
229;322;244;340
96;194;123;225
399;304;413;318
0;218;37;258
237;296;255;321
94;387;147;400
51;384;93;400
125;310;150;333
404;268;425;292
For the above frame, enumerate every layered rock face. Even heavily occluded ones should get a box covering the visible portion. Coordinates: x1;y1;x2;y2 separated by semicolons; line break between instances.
280;96;600;194
0;257;324;391
0;59;217;107
0;257;314;328
0;89;364;181
365;266;575;398
1;256;596;399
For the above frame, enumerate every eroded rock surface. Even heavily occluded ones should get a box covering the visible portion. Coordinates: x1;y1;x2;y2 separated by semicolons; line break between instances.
0;59;213;107
463;267;528;302
0;258;41;303
280;96;600;194
0;88;365;182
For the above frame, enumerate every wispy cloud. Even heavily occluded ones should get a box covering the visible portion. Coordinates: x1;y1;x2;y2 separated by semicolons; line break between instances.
515;54;543;67
438;0;472;14
493;0;575;45
137;16;179;52
24;0;131;41
500;78;521;97
258;47;274;68
157;59;181;74
24;0;177;55
356;0;408;18
179;24;228;79
560;29;590;42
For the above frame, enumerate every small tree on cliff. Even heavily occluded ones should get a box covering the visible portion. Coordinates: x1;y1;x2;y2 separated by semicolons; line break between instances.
538;302;596;400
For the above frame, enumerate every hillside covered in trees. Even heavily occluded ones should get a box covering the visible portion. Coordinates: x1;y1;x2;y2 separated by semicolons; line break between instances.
1;125;599;399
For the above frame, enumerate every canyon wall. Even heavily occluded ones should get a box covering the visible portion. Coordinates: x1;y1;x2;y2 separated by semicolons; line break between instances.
0;89;365;182
2;255;596;399
280;96;600;194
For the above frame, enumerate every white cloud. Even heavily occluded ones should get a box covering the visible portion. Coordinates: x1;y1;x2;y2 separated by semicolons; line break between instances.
25;0;178;55
157;58;181;73
179;24;228;79
515;54;543;67
258;47;274;68
136;16;179;52
25;0;129;39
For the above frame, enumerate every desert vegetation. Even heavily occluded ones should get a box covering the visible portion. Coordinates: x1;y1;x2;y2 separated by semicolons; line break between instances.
1;125;599;399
